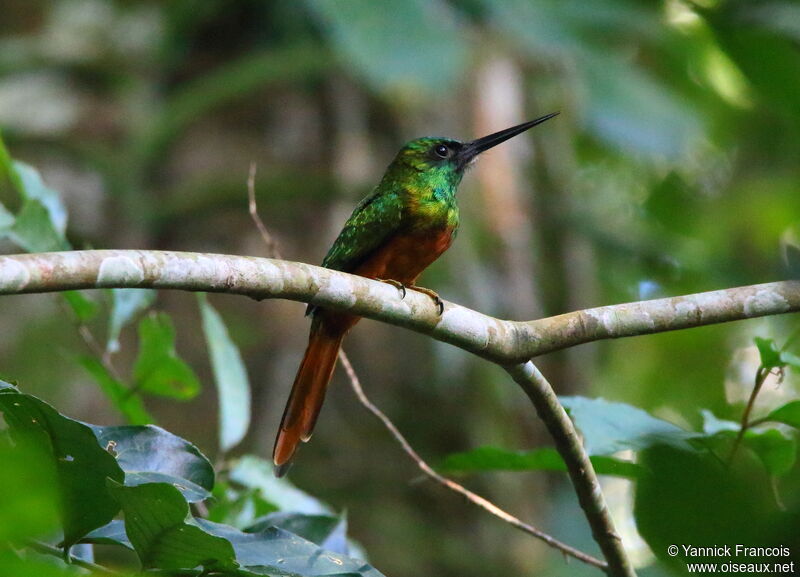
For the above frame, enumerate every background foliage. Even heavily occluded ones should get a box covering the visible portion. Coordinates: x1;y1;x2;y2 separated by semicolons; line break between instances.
1;1;799;575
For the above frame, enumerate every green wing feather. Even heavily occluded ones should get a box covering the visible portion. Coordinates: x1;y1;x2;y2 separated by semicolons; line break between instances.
321;188;404;272
306;188;403;317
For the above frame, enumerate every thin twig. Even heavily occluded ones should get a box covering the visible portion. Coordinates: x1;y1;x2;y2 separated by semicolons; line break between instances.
59;298;130;396
24;540;121;575
728;365;772;465
506;361;636;577
338;350;608;571
247;162;281;258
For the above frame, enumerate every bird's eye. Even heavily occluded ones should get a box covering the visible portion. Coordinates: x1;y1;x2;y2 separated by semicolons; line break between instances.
434;144;449;158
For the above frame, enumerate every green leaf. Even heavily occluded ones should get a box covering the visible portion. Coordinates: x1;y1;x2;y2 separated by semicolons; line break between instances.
700;409;740;435
195;519;384;576
0;383;124;548
701;411;797;477
246;513;349;555
559;396;695;455
764;400;800;428
754;336;783;369
198;294;251;452
703;4;800;116
305;0;468;98
80;364;140;420
6;198;70;253
744;428;797;477
0;435;60;541
108;480;238;572
133;312;201;400
439;446;641;478
107;288;157;354
634;444;783;567
0;550;85;577
62;291;99;323
0;147;70;252
10;160;68;235
229;456;333;515
90;424;214;502
206;482;279;528
0;201;14;229
78;355;153;425
779;350;800;371
82;519;132;549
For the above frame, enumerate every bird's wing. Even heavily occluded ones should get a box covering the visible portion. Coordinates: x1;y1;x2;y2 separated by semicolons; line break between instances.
321;189;403;273
305;189;403;317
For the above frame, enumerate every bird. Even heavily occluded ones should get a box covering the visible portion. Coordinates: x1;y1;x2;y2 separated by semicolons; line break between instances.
273;113;559;476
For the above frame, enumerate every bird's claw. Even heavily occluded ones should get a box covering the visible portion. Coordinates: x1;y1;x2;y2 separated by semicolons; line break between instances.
377;279;444;314
407;285;444;315
378;278;406;298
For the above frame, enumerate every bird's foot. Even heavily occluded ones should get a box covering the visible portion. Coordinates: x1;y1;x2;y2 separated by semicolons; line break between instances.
377;278;406;298
377;279;444;315
408;285;444;315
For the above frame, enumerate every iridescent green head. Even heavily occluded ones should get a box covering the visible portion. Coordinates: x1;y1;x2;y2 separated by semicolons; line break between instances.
386;112;560;185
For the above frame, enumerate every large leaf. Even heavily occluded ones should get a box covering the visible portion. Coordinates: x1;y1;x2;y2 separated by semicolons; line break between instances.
0;139;69;251
246;512;349;555
78;355;153;425
4;197;70;252
701;411;797;477
133;312;201;400
196;519;383;577
198;294;251;452
82;519;132;550
305;0;468;97
764;400;800;428
439;446;641;478
559;396;695;455
90;424;214;502
744;428;797;477
0;382;124;548
229;456;332;515
0;435;60;541
107;288;157;354
0;135;95;322
108;480;238;572
634;443;788;569
108;481;380;576
702;2;800;116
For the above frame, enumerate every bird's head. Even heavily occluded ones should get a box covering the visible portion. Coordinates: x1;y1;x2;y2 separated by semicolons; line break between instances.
388;112;560;183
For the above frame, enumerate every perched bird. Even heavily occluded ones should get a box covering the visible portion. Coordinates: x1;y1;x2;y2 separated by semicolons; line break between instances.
273;113;559;475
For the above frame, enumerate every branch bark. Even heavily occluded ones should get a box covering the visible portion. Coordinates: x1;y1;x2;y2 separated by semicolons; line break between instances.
506;362;635;577
1;250;798;365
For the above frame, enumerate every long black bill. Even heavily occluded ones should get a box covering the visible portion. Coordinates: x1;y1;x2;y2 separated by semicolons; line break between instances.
457;112;559;167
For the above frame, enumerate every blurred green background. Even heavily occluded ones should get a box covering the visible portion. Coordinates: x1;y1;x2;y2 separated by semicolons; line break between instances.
1;1;799;575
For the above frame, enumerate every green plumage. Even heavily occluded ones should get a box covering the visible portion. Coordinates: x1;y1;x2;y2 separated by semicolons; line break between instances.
321;137;463;274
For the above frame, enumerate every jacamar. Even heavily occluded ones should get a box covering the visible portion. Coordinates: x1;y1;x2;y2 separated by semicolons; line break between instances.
273;113;559;475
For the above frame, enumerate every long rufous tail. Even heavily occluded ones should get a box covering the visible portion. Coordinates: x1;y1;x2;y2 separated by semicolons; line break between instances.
273;320;345;476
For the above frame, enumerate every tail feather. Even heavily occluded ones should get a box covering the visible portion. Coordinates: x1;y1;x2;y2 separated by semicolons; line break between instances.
273;323;344;475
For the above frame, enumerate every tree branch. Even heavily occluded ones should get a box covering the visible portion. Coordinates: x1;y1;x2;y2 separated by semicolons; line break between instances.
506;362;636;577
0;250;798;365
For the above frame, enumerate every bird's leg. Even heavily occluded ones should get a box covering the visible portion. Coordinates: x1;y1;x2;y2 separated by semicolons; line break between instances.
407;285;444;315
377;278;406;299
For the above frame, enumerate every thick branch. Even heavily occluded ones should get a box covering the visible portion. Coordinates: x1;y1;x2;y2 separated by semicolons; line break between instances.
0;250;798;364
506;363;636;577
